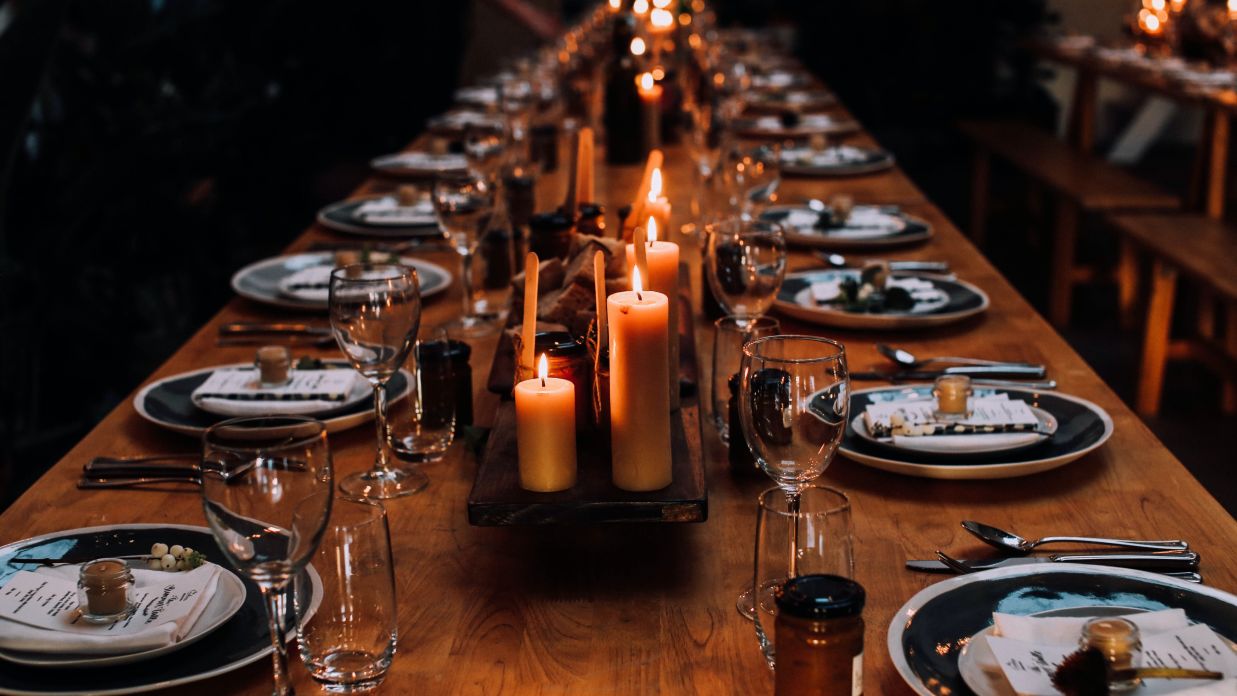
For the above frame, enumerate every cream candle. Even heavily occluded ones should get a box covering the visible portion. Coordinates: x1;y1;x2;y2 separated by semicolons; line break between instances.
515;354;577;492
608;268;673;491
636;72;662;153
625;217;680;409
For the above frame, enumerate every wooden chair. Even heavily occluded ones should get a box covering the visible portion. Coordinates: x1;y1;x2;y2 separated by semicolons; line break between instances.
959;120;1181;328
1106;213;1237;417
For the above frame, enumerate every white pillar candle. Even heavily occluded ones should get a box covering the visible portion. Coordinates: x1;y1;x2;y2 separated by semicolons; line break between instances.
515;354;577;492
625;217;680;410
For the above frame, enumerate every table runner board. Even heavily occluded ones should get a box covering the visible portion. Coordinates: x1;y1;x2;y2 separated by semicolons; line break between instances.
469;285;706;525
2;60;1235;695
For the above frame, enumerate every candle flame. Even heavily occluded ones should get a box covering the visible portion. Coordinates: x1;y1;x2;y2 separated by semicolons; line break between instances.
608;0;621;9
649;167;662;199
632;266;644;294
633;0;649;15
647;217;658;243
538;353;548;385
639;72;655;91
652;0;671;8
650;8;673;28
630;36;647;56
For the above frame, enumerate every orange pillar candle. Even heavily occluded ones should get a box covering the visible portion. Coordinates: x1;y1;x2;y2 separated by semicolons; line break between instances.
644;167;671;234
636;72;663;152
515;354;577;492
607;268;673;491
625;217;680;409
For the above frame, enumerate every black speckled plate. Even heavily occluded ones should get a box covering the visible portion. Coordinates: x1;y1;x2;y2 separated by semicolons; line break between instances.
134;361;410;437
840;386;1112;479
317;195;444;238
0;524;321;695
761;205;933;250
775;270;989;330
888;565;1237;696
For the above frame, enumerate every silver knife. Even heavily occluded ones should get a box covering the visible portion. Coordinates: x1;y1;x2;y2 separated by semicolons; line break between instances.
907;551;1200;573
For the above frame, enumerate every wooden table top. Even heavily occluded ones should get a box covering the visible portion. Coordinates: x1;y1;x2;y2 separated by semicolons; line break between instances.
3;103;1235;695
1030;37;1237;115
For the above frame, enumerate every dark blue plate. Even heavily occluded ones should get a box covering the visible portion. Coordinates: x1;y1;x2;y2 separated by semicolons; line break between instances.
0;524;318;695
889;565;1237;695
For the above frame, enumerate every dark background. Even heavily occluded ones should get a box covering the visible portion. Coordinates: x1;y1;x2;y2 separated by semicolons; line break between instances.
2;0;1232;515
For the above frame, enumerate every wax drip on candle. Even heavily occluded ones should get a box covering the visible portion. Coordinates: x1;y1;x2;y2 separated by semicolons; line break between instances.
539;353;548;388
633;267;644;301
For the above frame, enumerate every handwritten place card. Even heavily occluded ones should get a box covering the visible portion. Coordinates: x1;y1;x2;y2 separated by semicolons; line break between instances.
0;565;219;637
986;623;1237;696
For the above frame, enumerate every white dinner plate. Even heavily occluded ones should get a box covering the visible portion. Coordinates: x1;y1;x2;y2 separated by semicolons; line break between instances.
774;270;989;330
317;193;444;237
230;251;451;311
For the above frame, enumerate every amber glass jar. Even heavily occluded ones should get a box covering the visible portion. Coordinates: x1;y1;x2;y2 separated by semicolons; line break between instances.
774;574;865;696
513;331;592;431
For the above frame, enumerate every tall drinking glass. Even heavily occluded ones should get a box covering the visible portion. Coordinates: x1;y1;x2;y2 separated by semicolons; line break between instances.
296;496;398;693
711;315;780;443
329;264;426;498
735;335;849;619
753;485;853;669
388;336;456;463
433;171;499;338
201;416;334;696
705;216;787;327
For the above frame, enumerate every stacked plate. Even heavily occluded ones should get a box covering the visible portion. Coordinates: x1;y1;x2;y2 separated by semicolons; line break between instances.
779;145;895;177
733;113;860;139
761;204;932;249
318;192;445;237
230;251;450;311
775;269;989;330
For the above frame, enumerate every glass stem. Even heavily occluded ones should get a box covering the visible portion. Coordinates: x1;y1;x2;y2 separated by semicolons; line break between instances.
260;584;295;696
459;249;476;321
786;490;801;579
372;382;392;474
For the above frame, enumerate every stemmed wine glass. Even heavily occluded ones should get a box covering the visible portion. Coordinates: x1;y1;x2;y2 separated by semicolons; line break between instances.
201;416;334;696
721;142;780;218
735;335;850;619
432;171;499;338
705;216;787;328
329;264;427;498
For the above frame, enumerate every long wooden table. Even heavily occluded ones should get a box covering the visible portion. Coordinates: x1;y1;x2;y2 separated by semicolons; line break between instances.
3;99;1235;695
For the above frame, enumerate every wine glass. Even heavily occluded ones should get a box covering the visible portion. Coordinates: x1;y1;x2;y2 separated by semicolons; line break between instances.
201;416;334;696
735;335;849;619
721;142;780;217
705;216;787;328
433;171;499;338
329;264;427;498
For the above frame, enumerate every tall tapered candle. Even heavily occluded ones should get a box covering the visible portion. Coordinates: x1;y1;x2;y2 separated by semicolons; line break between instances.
608;268;673;491
521;252;539;375
636;73;662;157
515;354;577;492
625;149;664;239
625;217;680;409
576;127;595;205
644;167;671;233
593;250;608;349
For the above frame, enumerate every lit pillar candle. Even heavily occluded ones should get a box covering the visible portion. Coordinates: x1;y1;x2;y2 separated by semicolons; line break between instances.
625;217;680;410
636;72;662;152
644;167;671;233
515;354;577;492
608;268;673;491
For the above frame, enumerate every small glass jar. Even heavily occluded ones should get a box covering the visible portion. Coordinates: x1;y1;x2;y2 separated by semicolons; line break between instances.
576;203;607;237
514;331;592;431
528;211;576;260
255;345;292;387
1080;617;1142;692
773;574;865;696
77;558;136;624
933;374;972;420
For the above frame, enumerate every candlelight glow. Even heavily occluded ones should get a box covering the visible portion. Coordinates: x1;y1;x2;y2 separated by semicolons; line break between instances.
1149;0;1165;11
639;72;655;91
538;353;548;383
608;0;622;10
649;167;663;199
632;266;644;294
1139;9;1163;33
651;66;666;80
633;0;649;15
630;37;647;56
679;12;692;26
650;8;674;28
1230;0;1237;15
647;217;658;243
652;0;671;8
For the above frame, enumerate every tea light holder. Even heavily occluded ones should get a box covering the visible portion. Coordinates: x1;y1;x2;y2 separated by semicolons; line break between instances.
932;374;972;420
255;345;292;387
1080;617;1142;692
77;558;136;624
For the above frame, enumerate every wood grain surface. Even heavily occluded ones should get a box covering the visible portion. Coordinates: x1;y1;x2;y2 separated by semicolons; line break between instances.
2;98;1235;696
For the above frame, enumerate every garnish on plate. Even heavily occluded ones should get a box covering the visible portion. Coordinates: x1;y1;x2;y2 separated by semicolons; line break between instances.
814;261;916;313
146;542;207;572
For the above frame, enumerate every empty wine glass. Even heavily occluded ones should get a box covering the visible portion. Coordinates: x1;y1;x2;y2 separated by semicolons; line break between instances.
433;171;499;338
722;142;780;217
201;416;334;696
705;216;787;327
735;335;849;619
329;264;427;498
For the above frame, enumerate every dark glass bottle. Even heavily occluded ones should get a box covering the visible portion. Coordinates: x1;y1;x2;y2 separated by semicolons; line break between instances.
528;210;575;260
604;15;644;164
774;575;866;696
417;339;473;427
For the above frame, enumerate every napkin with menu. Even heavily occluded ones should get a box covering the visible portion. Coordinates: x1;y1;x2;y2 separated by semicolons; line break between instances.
353;195;437;226
776;206;905;239
372;151;467;174
862;394;1045;452
984;609;1237;695
191;368;358;416
0;564;221;655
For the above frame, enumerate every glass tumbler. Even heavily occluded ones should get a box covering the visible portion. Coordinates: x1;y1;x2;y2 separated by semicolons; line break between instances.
389;336;457;463
752;485;853;669
297;496;398;693
711;315;780;443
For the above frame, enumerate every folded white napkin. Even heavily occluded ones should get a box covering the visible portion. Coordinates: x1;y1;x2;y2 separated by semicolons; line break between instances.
751;114;843;132
987;609;1237;696
191;368;359;417
373;151;468;173
0;564;221;656
785;145;875;167
810;275;946;309
277;265;334;303
781;206;904;239
353;196;437;226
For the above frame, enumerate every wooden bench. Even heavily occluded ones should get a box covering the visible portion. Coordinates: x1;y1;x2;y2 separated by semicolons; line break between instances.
1106;213;1237;417
959;120;1181;327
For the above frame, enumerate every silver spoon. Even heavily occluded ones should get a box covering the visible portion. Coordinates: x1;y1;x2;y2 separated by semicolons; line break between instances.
961;521;1189;555
876;343;1038;369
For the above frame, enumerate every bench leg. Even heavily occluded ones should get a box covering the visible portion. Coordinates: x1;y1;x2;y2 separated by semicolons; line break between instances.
1137;261;1178;418
1117;239;1140;331
969;149;990;247
1049;201;1079;328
